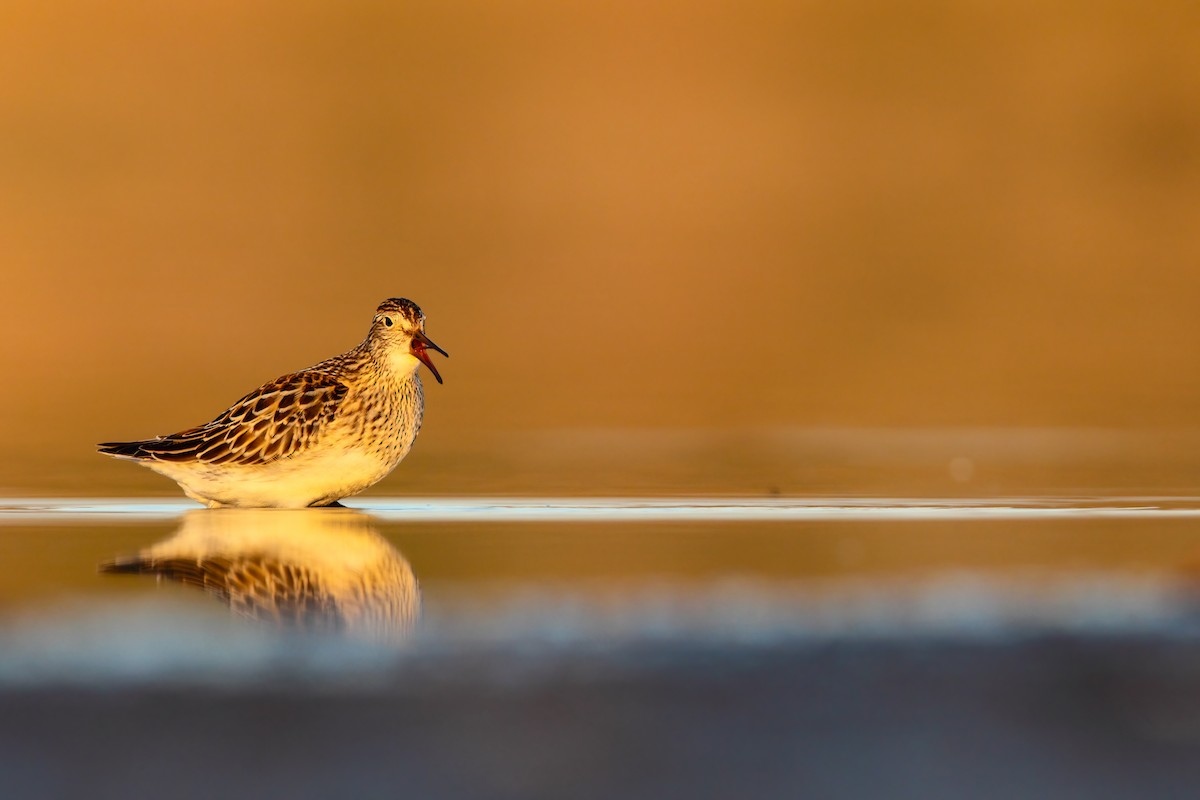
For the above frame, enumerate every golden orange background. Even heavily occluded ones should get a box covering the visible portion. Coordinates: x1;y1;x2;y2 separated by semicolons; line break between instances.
2;1;1199;493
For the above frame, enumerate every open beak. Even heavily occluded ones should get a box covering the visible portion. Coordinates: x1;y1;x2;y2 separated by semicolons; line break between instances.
410;331;449;384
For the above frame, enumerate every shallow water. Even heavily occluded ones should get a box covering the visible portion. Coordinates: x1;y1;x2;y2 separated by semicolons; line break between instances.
4;494;1200;684
8;437;1200;797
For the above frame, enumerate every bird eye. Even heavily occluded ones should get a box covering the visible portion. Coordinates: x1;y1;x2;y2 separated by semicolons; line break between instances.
383;317;394;327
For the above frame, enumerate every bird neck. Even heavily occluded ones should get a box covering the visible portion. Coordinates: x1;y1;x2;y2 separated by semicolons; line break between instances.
362;339;422;388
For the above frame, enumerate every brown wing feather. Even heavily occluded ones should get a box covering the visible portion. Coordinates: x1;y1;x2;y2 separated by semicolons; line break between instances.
98;372;349;465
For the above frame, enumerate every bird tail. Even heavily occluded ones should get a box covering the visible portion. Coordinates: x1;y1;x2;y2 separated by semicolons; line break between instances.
96;440;155;460
98;431;210;461
98;556;153;574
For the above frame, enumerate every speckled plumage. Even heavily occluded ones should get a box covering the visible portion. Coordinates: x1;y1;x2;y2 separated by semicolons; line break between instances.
98;298;447;508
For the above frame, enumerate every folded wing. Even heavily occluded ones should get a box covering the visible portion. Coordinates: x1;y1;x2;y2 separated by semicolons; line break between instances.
97;372;349;465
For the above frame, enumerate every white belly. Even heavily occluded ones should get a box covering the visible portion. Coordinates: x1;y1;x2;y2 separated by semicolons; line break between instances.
150;445;407;508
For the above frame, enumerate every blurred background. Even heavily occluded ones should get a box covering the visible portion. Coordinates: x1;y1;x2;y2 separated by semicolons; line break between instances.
2;0;1200;495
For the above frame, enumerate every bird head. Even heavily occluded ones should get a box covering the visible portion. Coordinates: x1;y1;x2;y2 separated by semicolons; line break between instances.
371;298;449;384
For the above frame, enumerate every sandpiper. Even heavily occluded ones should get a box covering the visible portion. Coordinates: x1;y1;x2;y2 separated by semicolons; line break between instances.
98;298;447;508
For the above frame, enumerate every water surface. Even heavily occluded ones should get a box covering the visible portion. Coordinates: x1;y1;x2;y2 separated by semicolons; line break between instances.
4;494;1200;684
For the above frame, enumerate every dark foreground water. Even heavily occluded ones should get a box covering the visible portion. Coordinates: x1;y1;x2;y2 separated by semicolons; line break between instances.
4;495;1200;798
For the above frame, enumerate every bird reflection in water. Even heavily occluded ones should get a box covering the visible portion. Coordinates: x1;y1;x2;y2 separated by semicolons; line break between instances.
100;509;420;643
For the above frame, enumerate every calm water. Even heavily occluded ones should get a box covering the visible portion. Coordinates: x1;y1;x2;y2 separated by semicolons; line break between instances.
7;436;1200;798
4;493;1200;684
3;428;1200;685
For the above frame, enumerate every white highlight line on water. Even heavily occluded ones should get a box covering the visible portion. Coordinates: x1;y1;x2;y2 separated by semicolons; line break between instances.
3;497;1200;523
